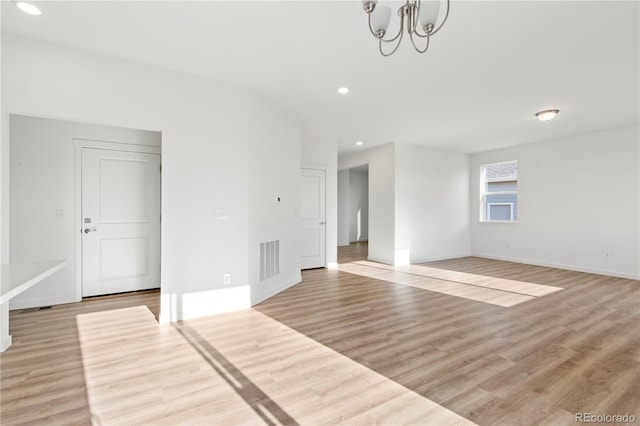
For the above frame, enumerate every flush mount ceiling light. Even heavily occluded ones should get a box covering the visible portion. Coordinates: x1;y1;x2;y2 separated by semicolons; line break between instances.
356;141;364;146
337;87;350;95
535;109;560;122
361;0;450;57
14;1;41;15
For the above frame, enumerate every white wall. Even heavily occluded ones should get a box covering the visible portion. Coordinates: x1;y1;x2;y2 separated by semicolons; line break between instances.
471;125;640;279
1;31;7;265
248;94;301;304
2;34;302;319
339;143;395;264
337;169;350;246
340;143;469;265
301;131;338;267
348;170;369;243
8;115;160;308
395;144;471;264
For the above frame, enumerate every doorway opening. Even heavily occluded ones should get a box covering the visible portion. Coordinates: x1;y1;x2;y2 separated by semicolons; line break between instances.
337;164;369;264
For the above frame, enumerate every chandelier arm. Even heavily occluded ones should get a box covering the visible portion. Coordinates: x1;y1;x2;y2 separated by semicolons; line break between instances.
366;12;379;38
381;12;405;43
379;29;404;56
409;30;430;53
412;29;430;39
415;0;450;38
412;1;420;33
368;8;404;43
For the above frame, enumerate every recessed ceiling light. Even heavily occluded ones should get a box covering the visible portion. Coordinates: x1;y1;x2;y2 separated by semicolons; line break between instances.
15;1;41;15
337;87;349;95
535;109;560;122
356;141;363;146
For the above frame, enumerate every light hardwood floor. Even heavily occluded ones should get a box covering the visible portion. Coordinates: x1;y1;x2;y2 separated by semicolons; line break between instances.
1;245;638;425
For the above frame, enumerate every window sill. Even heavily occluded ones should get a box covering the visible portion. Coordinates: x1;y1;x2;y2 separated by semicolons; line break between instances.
479;220;519;224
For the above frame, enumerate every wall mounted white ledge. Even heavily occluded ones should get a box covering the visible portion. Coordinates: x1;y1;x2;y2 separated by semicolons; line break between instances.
1;260;67;352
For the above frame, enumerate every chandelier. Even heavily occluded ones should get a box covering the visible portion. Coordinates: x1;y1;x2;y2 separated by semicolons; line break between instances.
361;0;450;57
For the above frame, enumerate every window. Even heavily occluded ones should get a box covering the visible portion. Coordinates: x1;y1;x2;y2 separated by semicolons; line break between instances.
487;203;513;221
481;160;518;222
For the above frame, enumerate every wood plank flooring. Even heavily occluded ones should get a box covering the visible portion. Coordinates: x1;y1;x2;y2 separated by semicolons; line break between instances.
1;244;638;425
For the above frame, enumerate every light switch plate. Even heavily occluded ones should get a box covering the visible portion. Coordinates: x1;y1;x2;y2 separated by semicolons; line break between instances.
215;209;231;221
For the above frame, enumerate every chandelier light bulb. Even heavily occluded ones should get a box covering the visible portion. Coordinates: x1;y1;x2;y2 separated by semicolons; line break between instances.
535;109;560;122
371;5;392;38
419;0;441;31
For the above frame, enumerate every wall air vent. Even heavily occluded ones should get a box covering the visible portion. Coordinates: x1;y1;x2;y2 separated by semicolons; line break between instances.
260;240;280;282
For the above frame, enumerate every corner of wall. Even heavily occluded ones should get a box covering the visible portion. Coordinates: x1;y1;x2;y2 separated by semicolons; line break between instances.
251;273;301;306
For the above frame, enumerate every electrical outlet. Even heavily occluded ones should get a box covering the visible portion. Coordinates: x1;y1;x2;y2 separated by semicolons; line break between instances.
223;274;231;284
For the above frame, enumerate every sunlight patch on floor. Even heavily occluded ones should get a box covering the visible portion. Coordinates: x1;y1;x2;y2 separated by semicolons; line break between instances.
339;261;563;307
76;305;476;425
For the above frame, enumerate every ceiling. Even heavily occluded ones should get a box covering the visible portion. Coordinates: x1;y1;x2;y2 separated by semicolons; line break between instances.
2;1;638;154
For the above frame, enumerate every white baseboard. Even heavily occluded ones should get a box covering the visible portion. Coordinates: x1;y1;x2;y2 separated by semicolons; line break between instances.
9;295;76;311
410;253;473;264
338;241;350;247
251;274;301;306
473;253;640;280
366;255;394;265
159;285;252;323
366;255;473;267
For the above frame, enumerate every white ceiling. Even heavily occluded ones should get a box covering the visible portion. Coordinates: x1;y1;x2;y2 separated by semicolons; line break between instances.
2;1;638;154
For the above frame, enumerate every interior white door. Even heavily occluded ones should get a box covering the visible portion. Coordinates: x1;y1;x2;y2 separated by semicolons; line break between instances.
300;168;326;269
81;148;161;297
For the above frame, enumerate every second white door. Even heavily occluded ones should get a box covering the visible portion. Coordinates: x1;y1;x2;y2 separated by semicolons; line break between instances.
81;148;161;297
300;168;326;269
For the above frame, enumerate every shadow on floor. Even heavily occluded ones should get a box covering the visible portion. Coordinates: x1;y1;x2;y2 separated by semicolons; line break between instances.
174;322;299;426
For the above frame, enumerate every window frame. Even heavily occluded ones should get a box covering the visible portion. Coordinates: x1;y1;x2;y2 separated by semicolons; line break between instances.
480;160;518;223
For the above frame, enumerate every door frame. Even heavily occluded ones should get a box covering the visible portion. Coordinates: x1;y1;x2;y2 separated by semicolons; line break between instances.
73;139;161;301
300;164;328;269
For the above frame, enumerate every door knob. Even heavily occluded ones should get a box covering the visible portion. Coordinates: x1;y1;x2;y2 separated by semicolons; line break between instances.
84;227;97;234
319;221;326;225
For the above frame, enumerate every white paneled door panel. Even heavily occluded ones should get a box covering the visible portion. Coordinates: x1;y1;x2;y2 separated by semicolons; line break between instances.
82;148;160;297
300;168;326;269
